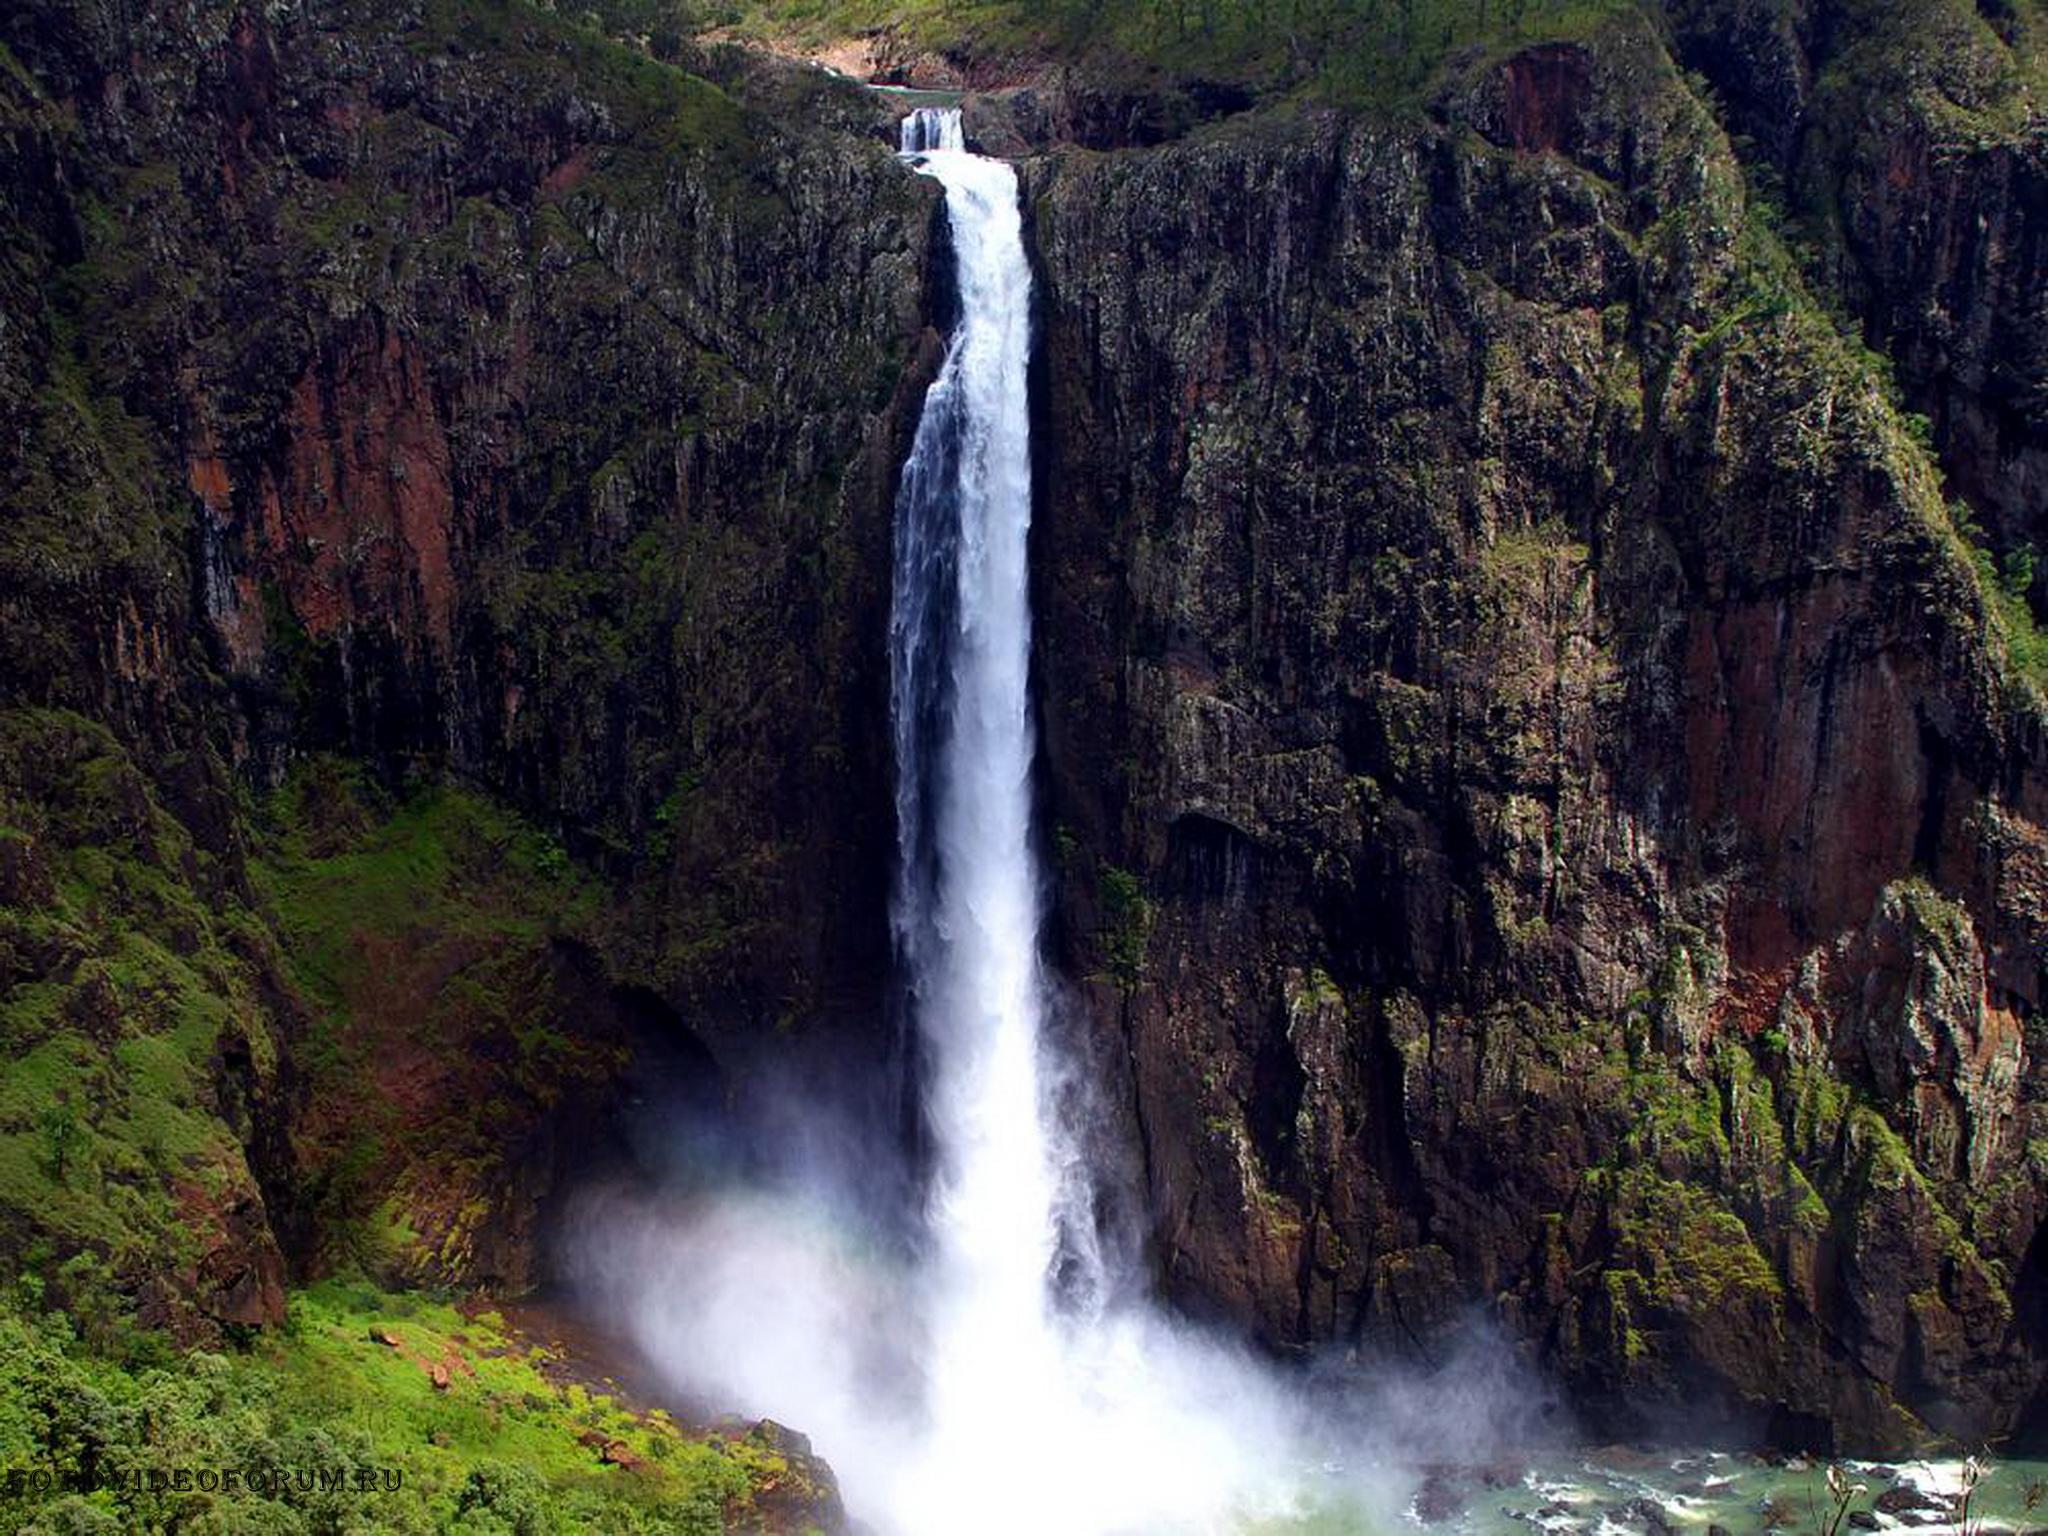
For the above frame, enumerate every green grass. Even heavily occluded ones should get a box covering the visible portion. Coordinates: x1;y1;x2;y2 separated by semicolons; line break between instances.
0;712;624;1319
1095;864;1154;993
245;759;629;1281
1963;529;2048;693
0;718;814;1527
0;1274;792;1533
251;761;590;1007
0;711;281;1298
692;0;1639;104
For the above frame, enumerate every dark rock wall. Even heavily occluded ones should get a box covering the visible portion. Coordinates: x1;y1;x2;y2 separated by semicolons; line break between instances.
0;0;932;1323
1029;25;2047;1451
2;0;935;1033
1658;0;2048;601
4;0;2046;1455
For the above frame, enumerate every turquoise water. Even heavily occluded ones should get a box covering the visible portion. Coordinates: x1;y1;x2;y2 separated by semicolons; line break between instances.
1245;1451;2048;1535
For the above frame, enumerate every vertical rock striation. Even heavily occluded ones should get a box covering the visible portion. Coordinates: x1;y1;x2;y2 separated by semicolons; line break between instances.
0;0;934;1317
1029;22;2047;1449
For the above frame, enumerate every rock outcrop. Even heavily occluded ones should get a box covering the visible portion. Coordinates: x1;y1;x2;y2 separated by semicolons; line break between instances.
1657;0;2048;604
1028;20;2047;1451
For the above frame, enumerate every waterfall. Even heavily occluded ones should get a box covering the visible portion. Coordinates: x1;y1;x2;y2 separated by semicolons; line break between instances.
898;105;963;154
883;109;1296;1536
581;107;1338;1536
887;103;1096;1510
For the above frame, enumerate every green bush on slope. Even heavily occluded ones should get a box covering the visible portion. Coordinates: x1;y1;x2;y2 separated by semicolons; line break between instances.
0;1276;778;1534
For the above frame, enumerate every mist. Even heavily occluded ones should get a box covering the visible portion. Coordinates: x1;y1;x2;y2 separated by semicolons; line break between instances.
561;1130;1570;1534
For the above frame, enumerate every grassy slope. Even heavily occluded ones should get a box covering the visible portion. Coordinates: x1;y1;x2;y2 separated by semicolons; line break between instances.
0;711;807;1531
0;1276;803;1534
675;0;1641;100
0;711;280;1291
250;762;622;1284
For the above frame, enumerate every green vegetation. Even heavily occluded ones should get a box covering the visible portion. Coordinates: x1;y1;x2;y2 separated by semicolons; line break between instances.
666;0;1638;103
0;715;811;1528
0;710;282;1310
1952;508;2048;691
419;0;754;159
1597;1166;1785;1311
249;760;627;1283
0;1274;790;1534
1095;865;1154;993
0;707;624;1298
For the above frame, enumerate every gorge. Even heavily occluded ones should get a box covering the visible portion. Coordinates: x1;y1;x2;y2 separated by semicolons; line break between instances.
0;0;2046;1530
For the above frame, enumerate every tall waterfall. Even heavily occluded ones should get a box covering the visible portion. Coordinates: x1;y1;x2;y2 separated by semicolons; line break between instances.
887;103;1108;1529
882;108;1297;1536
579;107;1348;1536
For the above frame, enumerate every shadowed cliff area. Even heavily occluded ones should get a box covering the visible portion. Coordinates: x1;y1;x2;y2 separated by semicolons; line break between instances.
0;0;2045;1524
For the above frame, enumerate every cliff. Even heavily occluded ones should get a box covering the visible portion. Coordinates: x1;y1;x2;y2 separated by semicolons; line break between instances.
2;0;935;1303
0;0;2044;1474
1029;15;2048;1451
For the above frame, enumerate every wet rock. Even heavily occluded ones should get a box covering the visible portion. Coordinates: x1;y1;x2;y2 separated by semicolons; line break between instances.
1874;1486;1939;1516
1413;1470;1469;1524
743;1421;847;1533
1759;1496;1802;1529
1032;21;2048;1453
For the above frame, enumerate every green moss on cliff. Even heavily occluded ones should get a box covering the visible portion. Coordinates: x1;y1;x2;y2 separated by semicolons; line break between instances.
1588;1165;1786;1387
1095;864;1154;992
248;760;626;1284
0;710;284;1326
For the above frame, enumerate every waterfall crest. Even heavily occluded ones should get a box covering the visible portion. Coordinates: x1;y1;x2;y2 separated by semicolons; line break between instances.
898;106;964;153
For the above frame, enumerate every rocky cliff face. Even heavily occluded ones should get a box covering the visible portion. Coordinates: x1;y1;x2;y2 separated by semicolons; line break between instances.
1029;23;2048;1451
0;0;931;1330
1659;0;2048;602
4;0;933;1030
3;0;2044;1462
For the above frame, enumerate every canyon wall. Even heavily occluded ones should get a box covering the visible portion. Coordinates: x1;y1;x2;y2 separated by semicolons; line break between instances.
1030;21;2048;1450
2;0;2045;1453
1;0;930;1334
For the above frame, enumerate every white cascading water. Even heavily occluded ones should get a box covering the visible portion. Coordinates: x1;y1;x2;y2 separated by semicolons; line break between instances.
575;107;1428;1536
883;106;1301;1535
889;112;1066;1352
888;101;1098;1527
888;96;1071;1411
